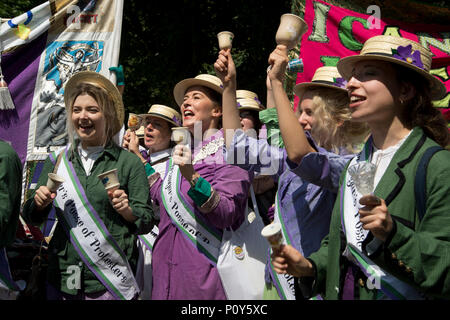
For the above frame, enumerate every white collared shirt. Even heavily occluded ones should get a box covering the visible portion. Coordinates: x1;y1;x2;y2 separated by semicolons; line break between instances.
77;144;104;176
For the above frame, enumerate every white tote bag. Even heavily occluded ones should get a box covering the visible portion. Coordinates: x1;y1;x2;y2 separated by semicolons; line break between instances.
217;186;269;300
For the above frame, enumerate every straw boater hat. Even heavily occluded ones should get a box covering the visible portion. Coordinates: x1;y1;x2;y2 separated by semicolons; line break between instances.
236;89;264;109
294;66;348;98
337;35;446;99
173;74;224;106
140;104;182;127
237;98;264;112
64;71;125;135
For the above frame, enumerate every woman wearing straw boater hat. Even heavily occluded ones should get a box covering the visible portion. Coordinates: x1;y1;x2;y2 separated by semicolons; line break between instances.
216;45;368;300
22;71;154;300
123;104;181;175
123;103;181;300
272;35;450;300
235;90;276;226
236;89;264;134
144;73;253;300
236;90;276;226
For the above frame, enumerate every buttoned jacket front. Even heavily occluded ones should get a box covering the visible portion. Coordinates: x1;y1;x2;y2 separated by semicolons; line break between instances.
309;127;450;299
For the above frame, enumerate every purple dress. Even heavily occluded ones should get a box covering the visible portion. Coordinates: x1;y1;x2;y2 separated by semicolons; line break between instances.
149;130;251;299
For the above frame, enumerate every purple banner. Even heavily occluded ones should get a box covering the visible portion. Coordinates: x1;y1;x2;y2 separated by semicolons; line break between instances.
0;33;48;165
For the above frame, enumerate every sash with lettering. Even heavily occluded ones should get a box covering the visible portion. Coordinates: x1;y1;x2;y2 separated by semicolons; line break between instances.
50;147;139;300
341;137;424;300
0;248;21;299
138;226;158;254
161;158;223;265
267;190;296;300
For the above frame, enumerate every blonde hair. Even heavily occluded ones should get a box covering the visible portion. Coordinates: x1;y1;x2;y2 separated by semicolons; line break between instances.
66;83;118;146
306;87;369;153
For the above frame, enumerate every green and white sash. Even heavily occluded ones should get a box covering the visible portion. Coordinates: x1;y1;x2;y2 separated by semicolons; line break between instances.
161;158;222;265
268;191;296;300
53;148;139;300
341;139;424;300
138;226;158;253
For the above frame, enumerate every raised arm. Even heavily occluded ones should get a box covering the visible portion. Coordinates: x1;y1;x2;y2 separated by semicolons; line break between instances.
214;49;240;148
268;45;315;164
266;68;276;109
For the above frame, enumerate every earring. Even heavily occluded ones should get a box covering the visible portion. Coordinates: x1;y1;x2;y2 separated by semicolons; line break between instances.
399;98;404;105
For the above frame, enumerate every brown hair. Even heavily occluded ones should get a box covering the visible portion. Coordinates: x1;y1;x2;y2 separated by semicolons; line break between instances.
66;83;117;146
395;65;449;148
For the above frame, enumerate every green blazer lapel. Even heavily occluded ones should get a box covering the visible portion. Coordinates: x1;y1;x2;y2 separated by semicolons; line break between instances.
373;128;427;208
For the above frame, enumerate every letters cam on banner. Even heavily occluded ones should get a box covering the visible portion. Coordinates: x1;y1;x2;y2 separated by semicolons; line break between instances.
0;0;124;203
290;0;450;125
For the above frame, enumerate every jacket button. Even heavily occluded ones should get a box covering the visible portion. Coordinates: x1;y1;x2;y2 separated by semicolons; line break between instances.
405;266;413;273
391;253;397;260
358;278;365;287
398;260;405;268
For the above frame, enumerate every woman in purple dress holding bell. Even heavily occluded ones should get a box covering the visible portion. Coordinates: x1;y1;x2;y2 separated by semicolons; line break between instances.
144;74;251;299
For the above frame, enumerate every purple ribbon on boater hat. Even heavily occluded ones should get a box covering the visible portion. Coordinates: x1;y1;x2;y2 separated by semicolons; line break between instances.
172;115;181;127
333;77;348;89
391;44;424;70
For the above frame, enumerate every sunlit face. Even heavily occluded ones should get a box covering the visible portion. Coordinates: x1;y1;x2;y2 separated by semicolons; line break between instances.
239;110;257;131
71;94;106;147
142;115;171;153
297;90;316;132
181;86;221;132
346;60;401;123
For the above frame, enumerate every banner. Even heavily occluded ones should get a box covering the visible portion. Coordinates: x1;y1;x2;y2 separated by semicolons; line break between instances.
0;0;124;202
292;0;450;124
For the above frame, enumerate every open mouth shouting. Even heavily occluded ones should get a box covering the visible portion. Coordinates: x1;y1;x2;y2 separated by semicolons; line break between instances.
183;109;195;120
349;94;366;108
78;122;95;134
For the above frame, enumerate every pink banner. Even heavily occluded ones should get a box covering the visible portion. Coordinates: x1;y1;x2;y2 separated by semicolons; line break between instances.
296;0;450;121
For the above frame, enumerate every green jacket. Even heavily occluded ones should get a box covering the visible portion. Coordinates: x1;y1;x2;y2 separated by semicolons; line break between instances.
0;140;22;248
308;127;450;299
23;142;155;295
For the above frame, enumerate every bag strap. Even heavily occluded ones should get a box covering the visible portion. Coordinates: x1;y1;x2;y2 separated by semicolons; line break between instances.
249;184;260;219
414;146;443;222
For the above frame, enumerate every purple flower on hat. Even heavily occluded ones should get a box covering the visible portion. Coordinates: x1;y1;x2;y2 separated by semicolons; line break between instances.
392;44;424;70
333;77;348;89
236;102;241;107
172;115;181;126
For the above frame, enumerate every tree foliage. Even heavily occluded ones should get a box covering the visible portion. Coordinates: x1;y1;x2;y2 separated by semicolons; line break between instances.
121;0;291;115
1;0;292;116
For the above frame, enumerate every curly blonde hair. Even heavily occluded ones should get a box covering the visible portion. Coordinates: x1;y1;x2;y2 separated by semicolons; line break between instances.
306;87;369;154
